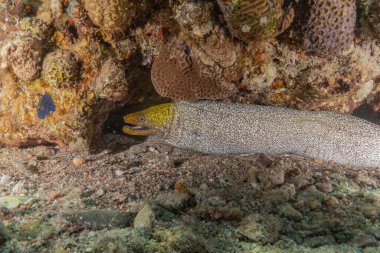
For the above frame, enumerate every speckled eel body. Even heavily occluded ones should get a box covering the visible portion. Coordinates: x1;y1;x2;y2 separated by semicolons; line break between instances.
123;101;380;168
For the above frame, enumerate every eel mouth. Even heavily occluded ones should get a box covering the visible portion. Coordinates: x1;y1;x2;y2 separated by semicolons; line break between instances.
122;123;152;136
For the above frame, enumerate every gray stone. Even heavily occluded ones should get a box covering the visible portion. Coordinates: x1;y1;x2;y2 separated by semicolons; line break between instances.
28;146;56;159
63;209;135;229
134;204;156;228
263;184;296;204
278;203;303;221
353;234;378;248
257;166;285;189
155;191;192;211
237;214;282;244
303;235;335;248
127;145;147;155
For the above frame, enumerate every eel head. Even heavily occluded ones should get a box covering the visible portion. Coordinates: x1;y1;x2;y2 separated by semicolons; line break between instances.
123;103;175;136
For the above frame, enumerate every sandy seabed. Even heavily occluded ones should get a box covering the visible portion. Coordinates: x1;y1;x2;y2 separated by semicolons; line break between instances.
0;134;379;253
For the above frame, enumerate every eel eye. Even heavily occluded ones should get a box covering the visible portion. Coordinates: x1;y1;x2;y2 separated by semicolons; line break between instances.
138;116;146;123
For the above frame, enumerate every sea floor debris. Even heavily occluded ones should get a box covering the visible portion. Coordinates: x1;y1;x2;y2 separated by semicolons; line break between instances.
0;134;379;252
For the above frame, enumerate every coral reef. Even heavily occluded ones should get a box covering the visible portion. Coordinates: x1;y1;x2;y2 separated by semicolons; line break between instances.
217;0;294;42
238;40;380;112
151;39;237;100
0;33;43;82
0;0;378;149
304;0;356;54
82;0;139;31
175;0;214;39
42;49;81;88
93;58;129;102
365;0;380;38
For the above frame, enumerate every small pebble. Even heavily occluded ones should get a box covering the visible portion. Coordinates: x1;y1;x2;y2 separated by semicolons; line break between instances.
307;200;321;210
246;168;257;183
364;192;380;204
12;181;26;195
315;178;334;193
313;157;324;165
73;157;85;167
28;146;56;159
134;204;156;228
278;203;303;221
48;191;62;200
127;145;147;155
115;170;124;177
353;234;378;248
0;175;11;185
323;196;339;207
258;166;285;188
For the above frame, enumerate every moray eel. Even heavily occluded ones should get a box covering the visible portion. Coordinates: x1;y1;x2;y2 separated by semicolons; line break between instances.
123;101;380;168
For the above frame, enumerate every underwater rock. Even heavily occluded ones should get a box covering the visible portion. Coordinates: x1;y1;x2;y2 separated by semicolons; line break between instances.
365;0;380;38
19;17;50;40
94;228;150;253
0;33;43;82
237;214;282;244
134;203;156;228
155;191;192;211
304;0;356;54
93;58;129;102
63;209;135;229
0;221;9;243
240;40;380;112
175;0;214;39
82;0;139;31
148;226;210;253
42;49;81;88
217;0;294;42
151;39;237;100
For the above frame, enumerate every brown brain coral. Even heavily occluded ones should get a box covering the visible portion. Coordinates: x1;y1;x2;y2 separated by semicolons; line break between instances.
304;0;356;54
1;35;43;82
94;58;129;102
217;0;294;42
42;49;81;88
82;0;137;31
151;41;237;101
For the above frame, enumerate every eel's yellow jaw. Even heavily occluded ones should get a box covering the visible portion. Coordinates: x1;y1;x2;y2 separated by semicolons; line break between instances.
123;103;175;136
123;113;153;136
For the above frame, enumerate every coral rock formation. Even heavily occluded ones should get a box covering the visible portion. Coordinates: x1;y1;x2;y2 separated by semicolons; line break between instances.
82;0;138;31
175;0;214;39
304;0;356;54
0;34;43;82
217;0;294;42
151;40;237;100
42;49;81;88
365;0;380;38
94;58;129;102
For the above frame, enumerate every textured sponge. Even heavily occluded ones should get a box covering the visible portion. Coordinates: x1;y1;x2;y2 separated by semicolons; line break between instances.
151;41;237;101
304;0;356;54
